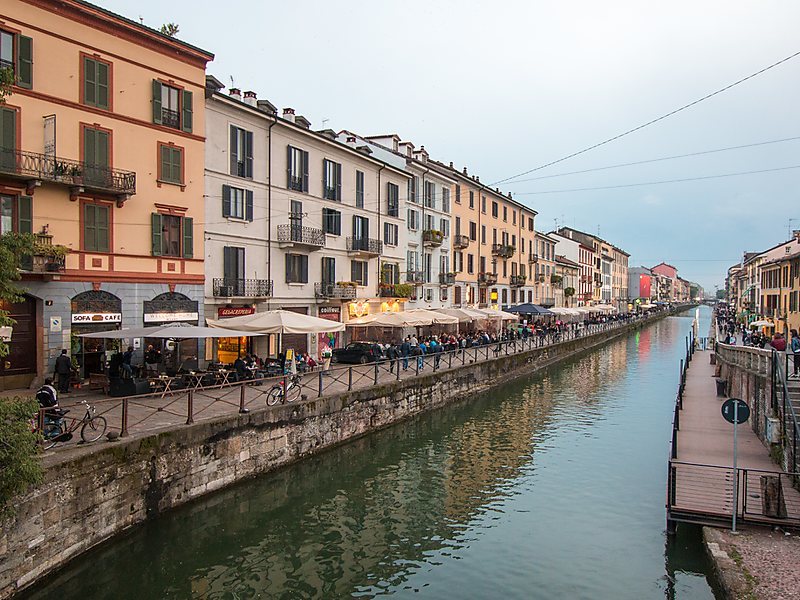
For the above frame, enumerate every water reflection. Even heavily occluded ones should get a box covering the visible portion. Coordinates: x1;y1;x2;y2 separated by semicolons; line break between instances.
22;308;720;599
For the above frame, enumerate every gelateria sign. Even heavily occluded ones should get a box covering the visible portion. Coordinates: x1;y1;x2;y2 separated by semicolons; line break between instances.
71;313;122;324
217;306;256;318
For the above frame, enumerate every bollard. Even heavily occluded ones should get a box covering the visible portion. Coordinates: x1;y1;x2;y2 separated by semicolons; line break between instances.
239;385;247;413
185;392;193;425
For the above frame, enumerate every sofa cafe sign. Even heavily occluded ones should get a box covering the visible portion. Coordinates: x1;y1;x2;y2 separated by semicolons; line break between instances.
72;313;122;324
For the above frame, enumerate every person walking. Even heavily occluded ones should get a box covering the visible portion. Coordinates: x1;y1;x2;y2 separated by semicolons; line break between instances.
790;329;800;378
54;349;72;393
400;336;411;371
144;344;161;376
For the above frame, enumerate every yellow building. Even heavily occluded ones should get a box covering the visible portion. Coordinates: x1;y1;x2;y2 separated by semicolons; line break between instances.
1;0;212;387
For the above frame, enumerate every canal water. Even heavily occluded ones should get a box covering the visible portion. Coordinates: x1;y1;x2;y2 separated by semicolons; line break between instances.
23;307;723;599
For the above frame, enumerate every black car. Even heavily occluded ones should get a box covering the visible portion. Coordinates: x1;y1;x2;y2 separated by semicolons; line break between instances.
331;342;384;364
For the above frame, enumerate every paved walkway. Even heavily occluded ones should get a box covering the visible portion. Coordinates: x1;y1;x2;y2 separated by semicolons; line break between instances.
670;349;800;527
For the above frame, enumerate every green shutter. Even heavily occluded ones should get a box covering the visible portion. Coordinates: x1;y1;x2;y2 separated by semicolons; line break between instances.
0;108;15;170
84;127;96;165
222;184;231;218
96;61;109;109
245;190;253;222
17;195;32;234
96;130;109;168
160;145;169;181
152;80;162;124
83;204;95;251
151;213;162;256
97;206;109;252
182;216;193;258
17;35;32;89
181;89;193;133
83;57;96;106
172;147;182;184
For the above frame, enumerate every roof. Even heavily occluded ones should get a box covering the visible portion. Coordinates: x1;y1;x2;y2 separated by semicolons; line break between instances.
555;255;580;268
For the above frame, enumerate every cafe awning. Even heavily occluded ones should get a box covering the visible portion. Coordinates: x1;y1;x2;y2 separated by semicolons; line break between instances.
79;323;263;339
208;309;346;334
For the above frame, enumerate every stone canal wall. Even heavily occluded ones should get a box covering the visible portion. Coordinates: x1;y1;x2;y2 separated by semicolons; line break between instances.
0;308;688;598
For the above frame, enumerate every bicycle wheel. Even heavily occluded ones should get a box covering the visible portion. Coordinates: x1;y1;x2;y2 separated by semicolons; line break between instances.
286;383;302;403
266;385;283;406
81;415;107;443
42;422;64;450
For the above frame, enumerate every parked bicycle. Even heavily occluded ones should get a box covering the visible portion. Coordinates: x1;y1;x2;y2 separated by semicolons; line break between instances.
266;373;303;406
39;399;108;449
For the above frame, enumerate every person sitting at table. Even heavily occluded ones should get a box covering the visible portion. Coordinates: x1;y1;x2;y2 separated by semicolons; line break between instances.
233;354;249;381
303;352;317;370
121;346;134;379
144;344;161;376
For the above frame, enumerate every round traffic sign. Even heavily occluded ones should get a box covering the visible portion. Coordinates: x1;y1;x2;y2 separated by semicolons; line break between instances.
721;398;750;424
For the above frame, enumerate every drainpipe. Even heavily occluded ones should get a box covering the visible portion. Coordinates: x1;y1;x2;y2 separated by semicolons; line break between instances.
267;117;277;310
419;166;429;302
377;164;385;298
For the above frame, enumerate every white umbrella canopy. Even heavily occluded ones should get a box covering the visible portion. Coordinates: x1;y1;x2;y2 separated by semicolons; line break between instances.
472;307;519;321
404;308;459;325
749;320;773;328
347;311;432;327
208;309;345;334
437;307;487;322
79;323;262;339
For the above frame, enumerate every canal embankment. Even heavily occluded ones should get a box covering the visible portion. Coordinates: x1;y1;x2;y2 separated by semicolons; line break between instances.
0;306;692;598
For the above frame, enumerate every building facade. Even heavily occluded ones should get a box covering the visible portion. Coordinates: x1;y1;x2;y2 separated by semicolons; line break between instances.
532;232;557;307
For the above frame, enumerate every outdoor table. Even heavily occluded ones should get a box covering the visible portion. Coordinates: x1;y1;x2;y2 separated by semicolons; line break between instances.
149;375;178;399
184;371;207;390
215;369;234;387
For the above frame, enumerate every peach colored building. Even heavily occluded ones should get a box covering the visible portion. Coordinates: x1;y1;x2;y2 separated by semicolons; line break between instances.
1;0;212;388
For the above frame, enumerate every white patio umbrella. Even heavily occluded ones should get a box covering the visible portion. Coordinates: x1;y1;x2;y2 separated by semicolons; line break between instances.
749;320;773;328
347;311;434;327
404;308;459;325
437;307;487;322
472;307;519;321
208;309;345;334
79;323;262;339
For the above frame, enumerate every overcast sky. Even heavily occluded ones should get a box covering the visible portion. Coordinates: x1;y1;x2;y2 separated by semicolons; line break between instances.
103;0;800;292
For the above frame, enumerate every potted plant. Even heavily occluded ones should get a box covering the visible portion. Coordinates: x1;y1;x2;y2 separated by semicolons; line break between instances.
69;165;83;185
36;243;69;271
321;346;332;372
393;283;413;298
336;281;358;288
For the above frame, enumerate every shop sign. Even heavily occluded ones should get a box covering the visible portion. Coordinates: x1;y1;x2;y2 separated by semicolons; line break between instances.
218;306;256;318
143;311;199;323
0;326;11;342
348;301;369;318
318;306;341;317
72;313;122;324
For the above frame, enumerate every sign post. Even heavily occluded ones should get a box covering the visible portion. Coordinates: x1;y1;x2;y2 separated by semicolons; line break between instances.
721;398;750;532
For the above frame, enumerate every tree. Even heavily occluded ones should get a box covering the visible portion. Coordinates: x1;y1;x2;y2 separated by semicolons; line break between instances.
0;233;37;357
159;22;179;37
0;396;42;519
0;66;13;104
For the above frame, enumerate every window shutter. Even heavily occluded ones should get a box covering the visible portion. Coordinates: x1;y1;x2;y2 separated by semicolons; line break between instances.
336;162;342;201
181;89;193;133
245;131;253;177
97;61;109;109
182;217;194;258
83;127;96;165
96;130;109;168
223;246;235;280
17;195;32;234
384;222;388;242
1;107;16;152
151;213;162;256
285;254;293;283
286;145;292;188
322;159;328;192
301;256;308;283
245;190;254;222
152;80;162;124
17;35;33;89
302;150;309;192
222;184;231;218
230;127;238;176
351;261;357;283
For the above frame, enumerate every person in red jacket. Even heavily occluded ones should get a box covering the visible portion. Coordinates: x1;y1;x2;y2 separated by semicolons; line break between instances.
770;332;787;352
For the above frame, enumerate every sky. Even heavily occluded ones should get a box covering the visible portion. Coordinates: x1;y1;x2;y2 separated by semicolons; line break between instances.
102;0;800;293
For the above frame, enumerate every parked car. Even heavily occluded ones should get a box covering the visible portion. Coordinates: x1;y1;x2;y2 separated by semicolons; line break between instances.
331;342;385;364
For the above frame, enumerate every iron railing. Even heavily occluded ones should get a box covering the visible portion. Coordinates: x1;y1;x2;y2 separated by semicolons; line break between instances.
422;230;444;246
452;234;470;249
346;236;382;255
478;272;498;286
439;272;455;285
406;270;424;284
0;147;136;196
212;278;273;297
492;244;515;258
315;282;357;299
277;223;325;247
161;107;180;129
510;275;526;287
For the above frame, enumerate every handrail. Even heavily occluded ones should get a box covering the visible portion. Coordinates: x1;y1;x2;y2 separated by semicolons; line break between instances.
773;349;800;473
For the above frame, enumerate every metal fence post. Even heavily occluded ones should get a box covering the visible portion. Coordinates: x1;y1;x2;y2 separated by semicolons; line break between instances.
185;392;193;425
348;366;353;391
318;369;324;397
374;361;379;384
239;385;247;414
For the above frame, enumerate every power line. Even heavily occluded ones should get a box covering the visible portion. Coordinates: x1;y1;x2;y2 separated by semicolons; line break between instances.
491;49;800;186
504;136;800;184
514;164;800;195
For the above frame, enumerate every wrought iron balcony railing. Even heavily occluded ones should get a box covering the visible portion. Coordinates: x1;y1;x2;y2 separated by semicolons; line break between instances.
422;230;444;247
315;282;357;299
406;270;424;284
277;223;325;248
452;234;470;249
510;275;526;287
528;253;539;263
542;297;556;307
213;278;273;298
478;272;498;286
439;272;455;286
346;236;382;255
0;147;136;197
491;244;516;259
161;107;180;129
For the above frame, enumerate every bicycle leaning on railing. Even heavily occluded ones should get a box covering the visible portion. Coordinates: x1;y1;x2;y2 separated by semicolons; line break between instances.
266;373;303;406
36;399;108;449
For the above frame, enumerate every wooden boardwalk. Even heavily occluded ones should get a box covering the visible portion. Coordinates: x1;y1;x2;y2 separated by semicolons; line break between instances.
668;349;800;529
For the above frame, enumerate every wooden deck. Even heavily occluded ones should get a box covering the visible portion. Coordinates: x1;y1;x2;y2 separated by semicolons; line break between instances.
668;349;800;529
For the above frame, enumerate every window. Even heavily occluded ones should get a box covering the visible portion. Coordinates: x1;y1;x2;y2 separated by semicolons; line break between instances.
286;254;308;283
322;257;336;285
351;260;368;286
469;221;477;241
481;225;486;245
0;30;32;89
440;254;450;275
287;145;309;192
1;106;17;169
356;170;365;208
467;254;474;274
83;203;110;252
83;126;110;186
323;159;342;201
481;196;486;213
454;251;462;273
512;234;516;247
159;144;183;185
442;186;450;213
387;182;399;217
230;126;253;178
423;253;432;283
469;190;474;209
440;218;449;238
407;208;419;231
425;214;435;231
408;177;417;204
407;250;419;274
384;222;399;246
0;194;31;235
223;246;245;281
503;206;507;221
512;210;516;225
222;185;253;221
382;262;400;284
455;184;461;204
424;181;435;208
151;213;193;258
528;217;534;230
455;216;461;236
491;201;499;218
152;80;192;132
82;56;110;110
322;207;341;235
352;215;369;239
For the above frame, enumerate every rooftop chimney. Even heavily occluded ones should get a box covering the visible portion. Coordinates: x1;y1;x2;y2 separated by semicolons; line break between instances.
346;136;357;145
282;107;295;123
449;162;454;168
229;88;242;101
463;167;468;174
243;91;257;107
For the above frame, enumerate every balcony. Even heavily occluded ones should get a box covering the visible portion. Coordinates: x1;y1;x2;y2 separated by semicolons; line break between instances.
277;223;325;249
379;283;414;298
541;297;555;308
492;244;515;259
528;253;539;263
534;274;546;284
18;233;67;275
439;272;455;286
347;236;382;256
213;278;273;298
0;148;136;200
478;272;498;286
510;275;526;287
315;282;357;300
452;234;470;249
406;270;424;284
422;230;444;247
161;107;180;129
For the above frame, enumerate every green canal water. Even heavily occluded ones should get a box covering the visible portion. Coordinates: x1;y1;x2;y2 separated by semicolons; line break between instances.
23;307;723;599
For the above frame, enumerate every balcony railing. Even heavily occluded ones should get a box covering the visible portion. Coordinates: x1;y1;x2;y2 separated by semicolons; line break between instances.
510;275;526;287
346;236;382;255
542;297;555;307
478;272;498;286
492;244;515;259
0;148;136;197
439;272;455;286
277;223;325;248
161;107;180;129
315;282;357;299
406;270;424;284
213;278;273;298
535;274;546;283
529;253;539;263
422;230;444;247
452;234;470;249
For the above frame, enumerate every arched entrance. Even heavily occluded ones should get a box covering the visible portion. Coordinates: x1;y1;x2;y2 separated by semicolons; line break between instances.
143;292;199;372
0;295;38;390
71;290;122;378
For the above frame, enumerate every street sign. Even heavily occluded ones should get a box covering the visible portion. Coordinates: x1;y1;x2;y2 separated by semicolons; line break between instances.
721;398;750;424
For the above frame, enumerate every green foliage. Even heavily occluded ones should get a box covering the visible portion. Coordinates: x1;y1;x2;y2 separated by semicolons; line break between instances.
563;287;575;297
393;283;414;298
0;396;42;519
0;233;37;357
159;22;180;37
0;66;13;104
